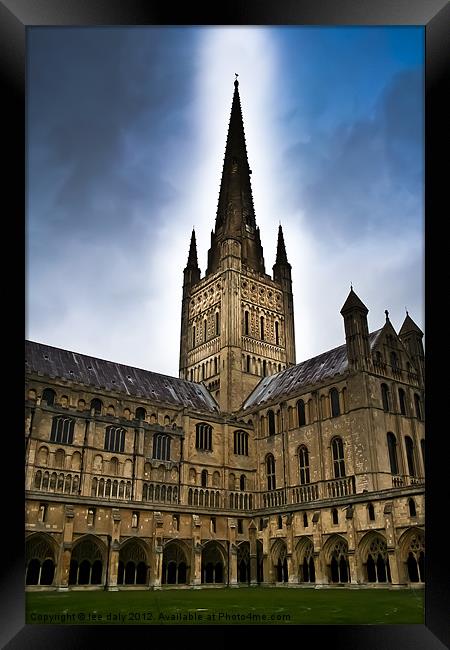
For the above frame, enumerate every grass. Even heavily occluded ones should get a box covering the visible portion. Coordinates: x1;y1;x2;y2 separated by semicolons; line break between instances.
26;587;424;625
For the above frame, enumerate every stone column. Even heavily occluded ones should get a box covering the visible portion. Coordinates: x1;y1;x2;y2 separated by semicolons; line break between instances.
388;549;403;587
347;551;358;585
108;540;120;590
248;521;258;585
314;553;328;585
56;505;75;590
230;544;238;587
192;543;203;587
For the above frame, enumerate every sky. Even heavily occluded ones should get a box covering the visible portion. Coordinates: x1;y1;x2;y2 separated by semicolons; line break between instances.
26;26;424;376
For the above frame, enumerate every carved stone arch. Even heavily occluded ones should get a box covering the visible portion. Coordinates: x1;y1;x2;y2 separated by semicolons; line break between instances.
271;538;288;583
321;534;350;584
119;538;150;564
162;540;190;585
201;540;227;584
71;534;106;562
37;445;49;466
295;536;315;583
25;533;57;586
397;527;425;583
358;531;391;583
71;451;81;471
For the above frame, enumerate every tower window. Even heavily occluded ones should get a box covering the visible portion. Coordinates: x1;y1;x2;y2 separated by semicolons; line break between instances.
332;508;339;525
408;498;417;517
367;503;375;521
246;355;251;373
405;436;416;477
303;512;308;528
399;388;407;416
277;515;283;529
244;311;249;335
237;519;243;534
331;437;345;478
387;432;399;475
263;360;267;376
275;321;279;345
201;470;208;487
215;312;220;336
390;351;399;370
298;445;310;485
204;319;207;342
239;474;246;491
266;454;276;491
260;316;264;341
210;517;216;533
381;384;390;412
414;394;423;420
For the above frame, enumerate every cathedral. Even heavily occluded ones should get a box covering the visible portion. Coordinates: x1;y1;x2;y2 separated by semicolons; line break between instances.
25;78;425;590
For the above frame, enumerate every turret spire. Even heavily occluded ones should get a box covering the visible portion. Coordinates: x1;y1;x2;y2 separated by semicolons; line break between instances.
206;78;265;276
275;224;289;265
186;228;199;270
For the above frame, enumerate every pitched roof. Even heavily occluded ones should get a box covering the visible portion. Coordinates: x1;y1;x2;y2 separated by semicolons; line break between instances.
399;313;423;337
243;329;382;409
340;288;368;314
25;340;219;413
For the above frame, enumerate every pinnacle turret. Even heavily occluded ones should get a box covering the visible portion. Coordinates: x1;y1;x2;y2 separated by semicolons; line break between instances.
186;228;199;270
275;224;289;265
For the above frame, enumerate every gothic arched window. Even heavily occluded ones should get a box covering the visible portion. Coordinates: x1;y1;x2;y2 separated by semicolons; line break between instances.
399;388;407;416
408;498;417;517
50;417;75;445
104;426;126;453
42;388;56;406
196;423;213;451
414;394;423;420
153;434;171;461
297;400;306;427
330;388;340;417
298;445;310;485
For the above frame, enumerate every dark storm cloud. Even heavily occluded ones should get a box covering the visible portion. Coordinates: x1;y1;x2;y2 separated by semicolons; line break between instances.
28;28;198;250
282;67;423;245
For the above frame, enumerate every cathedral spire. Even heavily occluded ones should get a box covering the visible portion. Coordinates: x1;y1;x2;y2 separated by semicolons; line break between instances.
206;77;265;276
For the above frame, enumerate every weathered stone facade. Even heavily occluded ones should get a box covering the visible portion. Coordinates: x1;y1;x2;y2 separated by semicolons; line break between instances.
25;80;424;590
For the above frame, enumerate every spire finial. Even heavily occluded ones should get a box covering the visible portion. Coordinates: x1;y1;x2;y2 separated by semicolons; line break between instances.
234;72;239;87
405;306;409;316
350;281;353;291
385;309;389;321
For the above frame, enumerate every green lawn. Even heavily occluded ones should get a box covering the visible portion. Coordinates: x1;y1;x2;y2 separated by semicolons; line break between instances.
26;587;424;625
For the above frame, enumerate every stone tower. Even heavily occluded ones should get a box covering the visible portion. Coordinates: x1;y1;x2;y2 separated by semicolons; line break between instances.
179;78;296;412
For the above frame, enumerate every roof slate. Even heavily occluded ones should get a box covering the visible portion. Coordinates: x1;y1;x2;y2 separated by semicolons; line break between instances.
243;329;383;409
25;340;219;413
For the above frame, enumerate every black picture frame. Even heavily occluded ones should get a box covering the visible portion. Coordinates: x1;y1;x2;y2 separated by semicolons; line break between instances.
2;1;448;648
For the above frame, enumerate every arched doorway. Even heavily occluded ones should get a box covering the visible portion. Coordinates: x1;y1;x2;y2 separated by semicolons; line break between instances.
359;533;391;584
201;541;226;584
296;537;315;583
117;539;149;586
237;542;250;584
68;536;105;586
400;528;425;583
162;541;189;585
25;535;56;586
271;540;288;583
323;536;350;584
